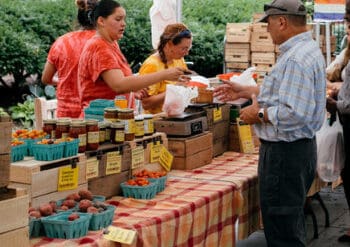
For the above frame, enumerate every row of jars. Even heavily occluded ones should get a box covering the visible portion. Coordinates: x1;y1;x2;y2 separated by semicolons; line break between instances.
42;113;154;153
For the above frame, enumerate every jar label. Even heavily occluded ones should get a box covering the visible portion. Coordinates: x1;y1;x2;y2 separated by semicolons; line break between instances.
78;133;87;146
115;130;124;142
88;131;99;143
122;119;135;134
144;119;154;134
106;129;111;141
51;130;56;139
135;121;144;137
99;130;106;142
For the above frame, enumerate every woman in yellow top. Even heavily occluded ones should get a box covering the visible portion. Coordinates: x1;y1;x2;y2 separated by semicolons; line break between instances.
139;23;192;114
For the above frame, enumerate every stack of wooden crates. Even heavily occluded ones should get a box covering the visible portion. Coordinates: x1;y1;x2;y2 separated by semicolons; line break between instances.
0;115;29;246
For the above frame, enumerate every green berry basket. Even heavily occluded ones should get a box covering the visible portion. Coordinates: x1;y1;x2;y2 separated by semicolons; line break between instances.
88;205;116;231
63;139;79;157
21;138;43;156
32;142;65;161
120;181;157;199
29;217;45;238
148;175;167;193
11;143;27;162
41;212;92;239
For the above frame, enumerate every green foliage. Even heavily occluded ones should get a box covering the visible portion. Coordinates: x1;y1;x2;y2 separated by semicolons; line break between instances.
9;96;35;129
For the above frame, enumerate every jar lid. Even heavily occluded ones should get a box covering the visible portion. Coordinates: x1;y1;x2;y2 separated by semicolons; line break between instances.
85;119;99;125
111;122;125;128
70;119;86;126
104;107;118;112
141;114;153;119
98;121;107;128
56;118;71;125
118;108;134;113
43;119;57;124
134;115;144;121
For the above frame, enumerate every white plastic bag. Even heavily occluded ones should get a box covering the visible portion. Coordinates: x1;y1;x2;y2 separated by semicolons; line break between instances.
230;66;257;86
162;84;198;116
316;113;345;182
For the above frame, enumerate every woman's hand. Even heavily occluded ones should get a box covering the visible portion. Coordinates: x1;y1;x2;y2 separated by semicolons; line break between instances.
162;67;185;81
134;88;149;100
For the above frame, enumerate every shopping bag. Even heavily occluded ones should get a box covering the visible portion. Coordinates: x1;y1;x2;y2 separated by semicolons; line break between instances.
316;113;345;182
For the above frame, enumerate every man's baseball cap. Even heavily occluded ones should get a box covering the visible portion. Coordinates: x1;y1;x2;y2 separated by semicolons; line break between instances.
259;0;307;23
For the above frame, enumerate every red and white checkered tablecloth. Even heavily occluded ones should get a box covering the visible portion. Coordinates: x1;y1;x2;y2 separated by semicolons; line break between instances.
31;177;241;247
169;151;261;240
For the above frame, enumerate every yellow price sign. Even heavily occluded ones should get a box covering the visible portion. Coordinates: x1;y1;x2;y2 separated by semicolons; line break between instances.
213;107;222;122
158;146;173;171
106;151;122;175
58;166;78;191
131;146;144;169
150;141;161;163
103;226;136;244
86;157;99;180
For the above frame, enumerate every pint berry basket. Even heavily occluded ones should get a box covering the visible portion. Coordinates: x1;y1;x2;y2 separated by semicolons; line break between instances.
88;205;116;231
120;181;157;199
32;142;65;161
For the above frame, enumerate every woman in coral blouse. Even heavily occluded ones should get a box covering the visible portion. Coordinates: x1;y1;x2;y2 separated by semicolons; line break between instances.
78;0;185;116
42;0;98;118
138;23;192;114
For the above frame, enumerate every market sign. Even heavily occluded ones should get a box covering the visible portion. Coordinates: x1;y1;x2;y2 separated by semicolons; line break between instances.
58;166;79;191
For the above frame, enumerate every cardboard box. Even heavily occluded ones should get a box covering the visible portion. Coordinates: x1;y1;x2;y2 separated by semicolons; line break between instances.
0;187;28;234
226;23;252;43
168;132;213;170
9;154;87;206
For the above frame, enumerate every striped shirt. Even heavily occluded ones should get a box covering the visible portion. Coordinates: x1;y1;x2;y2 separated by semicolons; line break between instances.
255;31;326;142
337;62;350;114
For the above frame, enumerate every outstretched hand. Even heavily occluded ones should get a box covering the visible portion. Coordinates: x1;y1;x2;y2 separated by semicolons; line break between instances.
213;79;243;102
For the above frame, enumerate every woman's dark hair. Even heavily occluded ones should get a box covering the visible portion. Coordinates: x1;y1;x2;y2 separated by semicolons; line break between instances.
157;23;192;68
91;0;121;25
75;0;99;29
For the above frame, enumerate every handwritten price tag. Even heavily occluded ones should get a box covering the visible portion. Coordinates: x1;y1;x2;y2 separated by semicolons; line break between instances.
158;146;173;171
213;107;222;122
106;151;122;175
131;146;144;169
58;166;78;191
150;141;161;163
103;226;136;244
86;157;99;180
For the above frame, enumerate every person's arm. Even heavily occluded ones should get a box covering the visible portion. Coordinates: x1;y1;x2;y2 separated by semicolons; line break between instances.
41;61;58;86
101;67;184;94
213;79;259;102
141;92;165;111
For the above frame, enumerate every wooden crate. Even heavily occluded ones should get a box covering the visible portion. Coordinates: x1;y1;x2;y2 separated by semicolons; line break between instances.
253;63;273;73
226;23;252;43
226;62;250;70
168;132;213;170
0;154;10;188
252;13;264;23
0;226;29;247
251;52;275;65
229;124;240;152
250;32;275;52
252;23;268;32
0;187;28;234
225;48;251;62
9;154;87;207
225;42;250;50
211;120;230;157
88;170;130;198
0;121;12;154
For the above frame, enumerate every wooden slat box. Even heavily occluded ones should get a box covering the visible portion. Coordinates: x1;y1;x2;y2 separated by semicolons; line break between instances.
251;52;275;65
0;226;29;247
226;23;252;43
0;154;10;188
0;121;12;154
0;187;28;234
168;132;213;170
250;32;275;52
225;48;251;63
212;120;230;157
9;154;87;207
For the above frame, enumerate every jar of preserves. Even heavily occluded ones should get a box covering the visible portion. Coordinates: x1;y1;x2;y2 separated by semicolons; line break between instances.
55;118;71;139
43;119;56;139
110;122;125;144
104;107;118;123
98;122;106;144
114;95;127;109
105;122;111;143
143;114;154;136
134;115;144;138
118;108;135;141
86;119;99;151
69;119;87;153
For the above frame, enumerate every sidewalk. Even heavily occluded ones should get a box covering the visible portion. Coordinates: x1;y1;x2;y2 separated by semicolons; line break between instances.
236;185;350;247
